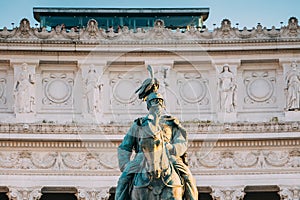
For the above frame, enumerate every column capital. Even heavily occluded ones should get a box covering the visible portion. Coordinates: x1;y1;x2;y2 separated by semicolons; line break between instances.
211;186;245;200
278;185;300;200
8;187;42;200
77;187;111;200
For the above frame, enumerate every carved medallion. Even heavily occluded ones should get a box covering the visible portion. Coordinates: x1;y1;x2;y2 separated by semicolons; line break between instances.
42;73;74;106
244;71;276;105
177;72;209;105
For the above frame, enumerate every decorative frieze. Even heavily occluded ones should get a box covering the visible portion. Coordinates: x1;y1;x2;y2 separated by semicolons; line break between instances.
0;148;299;176
188;149;300;173
0;17;299;43
0;151;119;172
0;121;299;135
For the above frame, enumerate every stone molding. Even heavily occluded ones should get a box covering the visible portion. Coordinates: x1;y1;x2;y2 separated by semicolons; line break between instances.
210;186;245;200
0;121;299;135
0;147;299;176
0;18;299;44
3;185;300;200
189;149;300;173
5;186;111;200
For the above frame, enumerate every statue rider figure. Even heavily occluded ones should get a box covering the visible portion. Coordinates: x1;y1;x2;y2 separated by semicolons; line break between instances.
115;90;198;200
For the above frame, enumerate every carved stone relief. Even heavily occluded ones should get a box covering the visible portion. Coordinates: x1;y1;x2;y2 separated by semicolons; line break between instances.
1;17;299;42
0;151;118;171
5;186;112;200
1;148;298;174
281;17;300;37
78;187;111;200
42;72;74;109
8;187;41;200
243;70;276;106
279;185;300;200
16;18;33;39
213;19;237;39
0;121;299;135
82;65;103;115
13;63;35;113
284;61;300;111
109;71;141;110
211;186;245;200
82;19;100;39
217;64;237;113
177;72;210;109
0;74;7;108
188;149;300;172
154;65;170;98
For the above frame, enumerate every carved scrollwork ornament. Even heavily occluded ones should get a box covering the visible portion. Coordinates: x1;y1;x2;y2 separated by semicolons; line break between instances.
178;72;209;105
8;187;42;200
278;186;300;200
1;17;299;41
244;71;276;105
211;186;245;200
77;188;111;200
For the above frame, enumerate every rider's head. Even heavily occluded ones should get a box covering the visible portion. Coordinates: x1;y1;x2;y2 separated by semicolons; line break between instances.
146;92;165;110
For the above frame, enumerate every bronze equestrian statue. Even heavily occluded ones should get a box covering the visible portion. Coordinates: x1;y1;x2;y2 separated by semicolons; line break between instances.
115;66;198;200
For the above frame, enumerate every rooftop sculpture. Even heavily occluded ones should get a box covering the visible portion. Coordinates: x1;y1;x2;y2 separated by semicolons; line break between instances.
0;17;299;42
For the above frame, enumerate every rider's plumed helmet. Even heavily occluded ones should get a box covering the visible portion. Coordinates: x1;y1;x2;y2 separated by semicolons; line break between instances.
146;92;165;110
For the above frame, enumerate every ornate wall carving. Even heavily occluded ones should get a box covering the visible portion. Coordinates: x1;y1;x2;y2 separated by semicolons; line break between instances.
42;73;74;107
78;187;110;200
176;71;211;113
279;185;300;200
188;149;300;173
0;15;299;197
0;151;119;172
211;186;245;200
8;187;41;200
0;68;8;110
38;62;77;113
1;17;298;42
109;70;143;114
243;70;276;106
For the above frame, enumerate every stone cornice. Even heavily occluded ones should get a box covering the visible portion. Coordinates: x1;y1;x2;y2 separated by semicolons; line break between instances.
0;121;299;135
0;17;299;48
0;137;299;149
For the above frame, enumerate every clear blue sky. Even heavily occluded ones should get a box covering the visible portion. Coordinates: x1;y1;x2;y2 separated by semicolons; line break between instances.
0;0;299;29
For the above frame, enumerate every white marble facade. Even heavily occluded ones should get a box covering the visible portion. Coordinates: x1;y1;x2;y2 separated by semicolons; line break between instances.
0;17;299;199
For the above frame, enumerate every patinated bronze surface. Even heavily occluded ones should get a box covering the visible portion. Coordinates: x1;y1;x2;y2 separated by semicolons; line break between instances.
115;66;198;200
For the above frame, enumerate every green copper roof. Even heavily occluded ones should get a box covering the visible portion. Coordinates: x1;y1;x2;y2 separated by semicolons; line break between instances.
33;7;209;30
